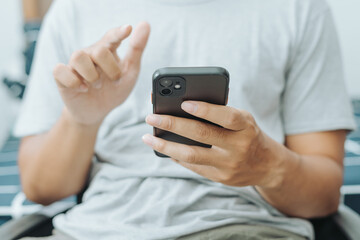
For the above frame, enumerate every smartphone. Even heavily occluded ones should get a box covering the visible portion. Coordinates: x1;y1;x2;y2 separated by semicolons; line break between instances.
152;67;230;157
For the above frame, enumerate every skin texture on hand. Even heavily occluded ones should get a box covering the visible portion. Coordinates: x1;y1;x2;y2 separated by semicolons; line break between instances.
143;101;284;188
53;22;151;127
143;100;347;218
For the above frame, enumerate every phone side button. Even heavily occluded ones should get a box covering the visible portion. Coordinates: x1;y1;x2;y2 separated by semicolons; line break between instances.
151;92;153;104
226;88;229;105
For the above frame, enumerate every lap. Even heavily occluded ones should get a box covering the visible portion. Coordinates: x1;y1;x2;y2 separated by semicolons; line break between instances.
178;224;307;240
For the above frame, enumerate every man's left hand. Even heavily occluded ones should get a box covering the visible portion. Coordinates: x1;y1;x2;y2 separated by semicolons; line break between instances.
143;101;284;189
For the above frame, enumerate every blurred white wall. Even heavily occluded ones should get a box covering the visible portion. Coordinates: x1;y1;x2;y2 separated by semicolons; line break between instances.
0;0;23;148
328;0;360;98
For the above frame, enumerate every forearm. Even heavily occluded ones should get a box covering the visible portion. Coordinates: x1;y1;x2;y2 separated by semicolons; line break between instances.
19;108;100;205
18;24;150;205
143;101;346;218
256;133;343;218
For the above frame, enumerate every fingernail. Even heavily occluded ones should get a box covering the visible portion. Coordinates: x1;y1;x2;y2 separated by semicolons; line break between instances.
181;102;197;114
93;80;102;89
146;114;161;126
142;134;155;147
78;84;88;92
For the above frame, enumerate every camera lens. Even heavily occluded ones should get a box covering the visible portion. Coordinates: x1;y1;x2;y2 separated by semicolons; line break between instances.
161;88;172;95
159;78;173;87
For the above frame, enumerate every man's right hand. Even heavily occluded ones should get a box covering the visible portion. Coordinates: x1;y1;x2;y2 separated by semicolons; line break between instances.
53;22;151;127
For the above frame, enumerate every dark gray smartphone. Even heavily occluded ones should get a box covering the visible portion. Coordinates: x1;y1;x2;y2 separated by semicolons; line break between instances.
152;67;230;157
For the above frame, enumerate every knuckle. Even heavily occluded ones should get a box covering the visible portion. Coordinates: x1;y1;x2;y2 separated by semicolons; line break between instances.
184;148;197;163
89;74;99;83
85;69;99;83
130;41;144;53
244;113;259;137
163;117;174;130
155;139;166;152
53;64;64;78
220;173;234;185
226;109;241;127
110;69;121;81
53;64;79;88
67;79;80;89
70;50;87;63
92;46;108;61
197;125;211;139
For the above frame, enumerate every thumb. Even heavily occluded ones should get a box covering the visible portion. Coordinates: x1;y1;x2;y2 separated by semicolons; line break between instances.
124;21;151;70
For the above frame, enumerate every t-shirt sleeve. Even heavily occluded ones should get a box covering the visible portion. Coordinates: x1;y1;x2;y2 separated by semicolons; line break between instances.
13;0;75;137
282;6;356;135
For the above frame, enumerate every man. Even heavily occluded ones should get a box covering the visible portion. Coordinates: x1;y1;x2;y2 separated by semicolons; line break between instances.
15;0;355;239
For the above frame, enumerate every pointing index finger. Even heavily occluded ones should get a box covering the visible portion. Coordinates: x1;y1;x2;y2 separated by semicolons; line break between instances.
100;25;132;52
123;22;151;69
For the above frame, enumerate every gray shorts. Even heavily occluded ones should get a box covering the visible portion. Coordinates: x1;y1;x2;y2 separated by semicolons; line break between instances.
20;224;307;240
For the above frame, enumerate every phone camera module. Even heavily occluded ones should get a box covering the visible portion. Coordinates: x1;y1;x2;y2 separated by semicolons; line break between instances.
159;78;173;87
161;88;172;96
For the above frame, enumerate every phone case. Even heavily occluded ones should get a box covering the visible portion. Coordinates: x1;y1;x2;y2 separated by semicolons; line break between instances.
152;67;230;157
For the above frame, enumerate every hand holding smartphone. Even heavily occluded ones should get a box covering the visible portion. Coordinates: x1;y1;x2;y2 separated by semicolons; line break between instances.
152;67;229;157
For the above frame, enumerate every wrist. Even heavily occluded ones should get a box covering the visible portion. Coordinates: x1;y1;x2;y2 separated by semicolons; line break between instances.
62;107;102;133
256;132;301;190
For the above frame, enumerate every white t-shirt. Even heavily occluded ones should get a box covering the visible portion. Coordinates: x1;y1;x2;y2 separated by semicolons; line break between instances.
15;0;356;239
